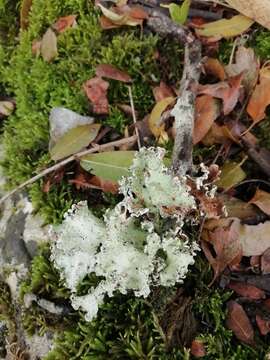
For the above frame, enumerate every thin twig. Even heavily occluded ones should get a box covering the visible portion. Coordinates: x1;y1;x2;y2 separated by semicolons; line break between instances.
128;85;141;149
0;135;137;205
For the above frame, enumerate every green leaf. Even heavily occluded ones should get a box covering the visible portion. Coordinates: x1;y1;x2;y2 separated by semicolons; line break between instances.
195;15;254;39
50;124;101;161
163;0;191;25
216;161;247;190
80;151;136;182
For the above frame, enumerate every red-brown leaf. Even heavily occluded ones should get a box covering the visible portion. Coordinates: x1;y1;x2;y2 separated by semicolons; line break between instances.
53;15;77;33
96;64;132;83
153;81;175;102
202;218;242;281
226;301;255;345
204;58;226;81
83;77;109;114
261;247;270;274
190;340;206;358
198;73;243;115
247;66;270;123
256;314;270;336
193;95;220;144
227;281;266;300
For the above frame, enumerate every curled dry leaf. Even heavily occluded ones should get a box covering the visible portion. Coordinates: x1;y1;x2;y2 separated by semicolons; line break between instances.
256;314;270;336
95;64;131;83
198;73;243;115
98;3;148;29
203;58;226;81
248;188;270;216
193;95;220;144
261;248;270;275
195;15;254;40
41;28;58;63
220;194;261;220
226;0;270;30
227;281;266;300
247;66;270;123
226;301;254;345
83;77;110;114
52;15;77;33
190;340;206;358
153;81;175;102
148;97;175;143
225;46;259;93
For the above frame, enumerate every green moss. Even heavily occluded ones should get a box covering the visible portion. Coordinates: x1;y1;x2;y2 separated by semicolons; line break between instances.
252;29;270;60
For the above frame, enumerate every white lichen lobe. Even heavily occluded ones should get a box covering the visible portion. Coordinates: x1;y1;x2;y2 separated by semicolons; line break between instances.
51;147;199;321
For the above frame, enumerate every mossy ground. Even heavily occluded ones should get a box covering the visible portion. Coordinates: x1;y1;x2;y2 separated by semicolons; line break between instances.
1;1;270;359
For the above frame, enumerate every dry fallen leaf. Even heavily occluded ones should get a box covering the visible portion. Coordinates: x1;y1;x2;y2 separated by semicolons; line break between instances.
202;218;243;281
256;314;270;336
52;15;77;33
204;58;226;81
220;194;260;220
226;301;255;345
153;81;175;102
202;123;230;146
20;0;32;30
148;97;175;143
227;281;266;300
83;77;110;114
190;340;206;358
225;46;259;93
96;64;132;83
98;3;148;29
247;66;270;123
261;248;270;274
226;0;270;30
248;188;270;215
89;175;119;194
41;28;58;63
195;15;254;39
198;73;243;115
0;101;15;117
193;95;220;144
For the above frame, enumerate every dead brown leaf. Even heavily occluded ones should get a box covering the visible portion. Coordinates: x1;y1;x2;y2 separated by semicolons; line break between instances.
98;4;148;29
52;15;77;33
261;248;270;274
227;281;266;300
226;300;255;345
202;218;243;281
202;123;230;146
248;188;270;215
226;0;270;30
193;95;221;144
89;175;119;194
204;58;226;81
190;340;206;358
256;314;270;335
83;77;109;114
247;66;270;123
225;46;259;93
153;81;176;102
96;64;131;83
198;73;243;115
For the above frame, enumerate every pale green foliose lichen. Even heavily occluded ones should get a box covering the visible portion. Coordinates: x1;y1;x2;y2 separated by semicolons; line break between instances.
51;147;199;321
